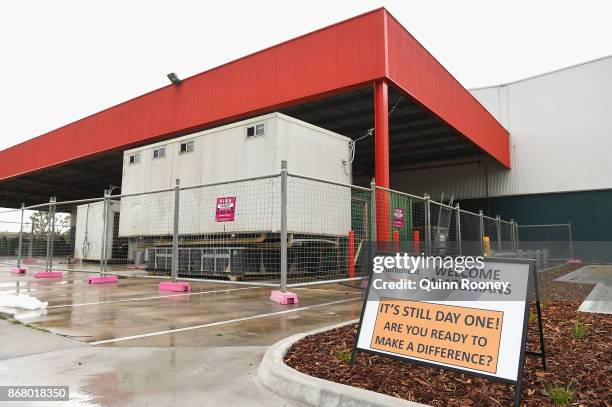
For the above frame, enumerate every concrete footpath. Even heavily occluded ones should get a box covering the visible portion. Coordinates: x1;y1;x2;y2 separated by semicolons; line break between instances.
0;319;86;360
555;264;612;314
0;320;304;407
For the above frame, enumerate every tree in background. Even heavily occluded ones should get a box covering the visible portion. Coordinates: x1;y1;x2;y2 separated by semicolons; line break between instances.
29;211;70;237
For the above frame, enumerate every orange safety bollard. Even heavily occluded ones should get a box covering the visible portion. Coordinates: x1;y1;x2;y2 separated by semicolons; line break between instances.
393;230;400;252
483;236;492;256
412;230;420;254
347;230;355;278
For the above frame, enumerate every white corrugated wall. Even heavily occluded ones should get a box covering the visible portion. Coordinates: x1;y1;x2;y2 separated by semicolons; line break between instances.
392;56;612;199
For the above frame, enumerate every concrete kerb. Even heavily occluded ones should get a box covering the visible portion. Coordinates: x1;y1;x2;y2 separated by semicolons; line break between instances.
257;319;429;407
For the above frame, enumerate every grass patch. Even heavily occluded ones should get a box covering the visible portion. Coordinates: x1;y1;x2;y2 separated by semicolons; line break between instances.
529;312;538;323
338;349;352;363
545;381;576;405
570;319;588;340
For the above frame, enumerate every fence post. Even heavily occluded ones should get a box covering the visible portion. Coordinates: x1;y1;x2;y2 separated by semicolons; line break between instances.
280;161;288;292
424;194;431;255
568;221;575;259
370;178;377;242
455;204;462;256
50;197;56;271
496;215;502;252
171;179;180;283
17;203;25;268
479;210;485;255
515;222;520;252
100;190;110;275
510;219;516;252
45;200;52;271
46;197;57;272
28;216;34;259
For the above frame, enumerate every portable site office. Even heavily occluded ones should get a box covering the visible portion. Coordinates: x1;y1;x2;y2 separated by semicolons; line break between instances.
113;113;357;277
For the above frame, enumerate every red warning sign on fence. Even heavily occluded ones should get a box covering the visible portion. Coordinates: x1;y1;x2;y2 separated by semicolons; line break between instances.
215;197;236;222
393;208;405;228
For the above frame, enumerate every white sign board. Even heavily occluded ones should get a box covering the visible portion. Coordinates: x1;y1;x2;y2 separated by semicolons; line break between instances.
355;257;534;382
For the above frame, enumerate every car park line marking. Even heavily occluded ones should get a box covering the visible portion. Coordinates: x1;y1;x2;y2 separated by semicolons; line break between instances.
294;287;362;293
90;297;362;345
47;287;259;308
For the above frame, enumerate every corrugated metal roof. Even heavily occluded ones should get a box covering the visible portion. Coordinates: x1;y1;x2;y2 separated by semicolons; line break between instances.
0;8;510;205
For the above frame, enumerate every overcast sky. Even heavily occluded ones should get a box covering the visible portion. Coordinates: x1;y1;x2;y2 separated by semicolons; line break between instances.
1;0;611;152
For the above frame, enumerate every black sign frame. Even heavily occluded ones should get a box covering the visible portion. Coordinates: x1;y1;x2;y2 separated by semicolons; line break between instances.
351;256;546;407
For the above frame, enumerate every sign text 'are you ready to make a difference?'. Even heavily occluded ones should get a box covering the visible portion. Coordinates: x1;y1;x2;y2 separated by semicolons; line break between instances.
355;254;534;382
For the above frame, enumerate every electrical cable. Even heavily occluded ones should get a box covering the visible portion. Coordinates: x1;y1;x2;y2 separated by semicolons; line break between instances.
346;96;403;166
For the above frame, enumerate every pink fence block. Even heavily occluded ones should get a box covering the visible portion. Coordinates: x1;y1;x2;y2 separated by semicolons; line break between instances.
22;259;37;264
11;267;27;274
270;290;299;305
159;282;191;292
88;275;119;284
566;259;583;265
34;271;63;278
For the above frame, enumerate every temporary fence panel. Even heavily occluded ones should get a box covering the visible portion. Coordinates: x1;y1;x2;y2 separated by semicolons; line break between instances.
118;189;179;237
499;220;515;252
285;174;369;287
518;223;574;261
44;201;81;271
25;206;54;265
482;215;498;250
8;199;83;272
430;200;458;256
459;209;483;256
177;175;281;281
3;168;521;289
117;188;180;278
74;199;120;261
375;187;426;254
0;208;24;265
410;195;427;253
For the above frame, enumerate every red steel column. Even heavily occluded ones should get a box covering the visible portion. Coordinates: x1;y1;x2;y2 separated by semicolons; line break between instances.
374;79;390;241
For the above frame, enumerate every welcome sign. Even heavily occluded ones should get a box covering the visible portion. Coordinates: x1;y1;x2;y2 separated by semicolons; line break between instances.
355;256;535;383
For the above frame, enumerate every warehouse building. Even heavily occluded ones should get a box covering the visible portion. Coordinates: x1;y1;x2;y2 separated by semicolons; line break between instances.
394;55;612;260
3;9;610;263
0;8;510;247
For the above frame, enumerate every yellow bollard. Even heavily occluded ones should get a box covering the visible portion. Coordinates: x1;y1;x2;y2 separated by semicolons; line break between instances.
483;236;492;256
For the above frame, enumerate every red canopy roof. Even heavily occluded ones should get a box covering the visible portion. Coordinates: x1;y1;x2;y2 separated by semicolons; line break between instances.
0;8;509;190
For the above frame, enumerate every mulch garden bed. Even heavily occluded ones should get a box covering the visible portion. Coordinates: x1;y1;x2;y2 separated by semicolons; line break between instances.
284;265;612;406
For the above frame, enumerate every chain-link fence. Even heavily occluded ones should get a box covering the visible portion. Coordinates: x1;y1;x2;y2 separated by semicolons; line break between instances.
373;187;518;258
1;164;524;290
374;187;431;254
283;174;371;287
499;220;515;252
0;208;25;266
